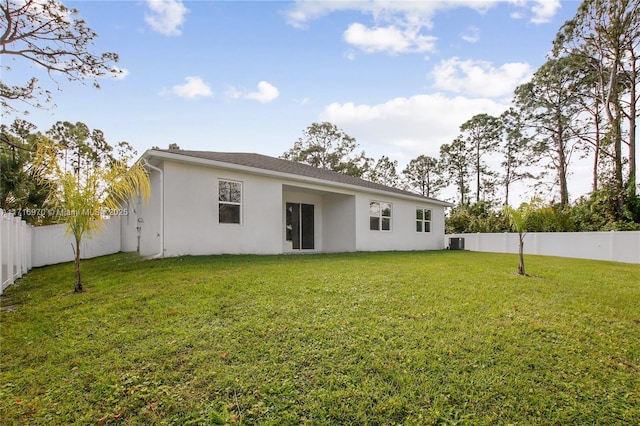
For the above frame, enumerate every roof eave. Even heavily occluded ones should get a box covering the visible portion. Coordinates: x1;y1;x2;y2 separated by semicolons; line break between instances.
142;149;453;207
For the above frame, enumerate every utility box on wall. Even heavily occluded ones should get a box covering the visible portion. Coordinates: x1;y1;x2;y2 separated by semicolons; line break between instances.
448;237;465;250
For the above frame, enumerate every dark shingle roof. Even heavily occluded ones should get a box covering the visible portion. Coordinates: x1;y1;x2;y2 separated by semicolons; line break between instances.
151;149;449;205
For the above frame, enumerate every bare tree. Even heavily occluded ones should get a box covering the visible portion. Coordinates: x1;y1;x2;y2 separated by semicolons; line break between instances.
1;0;121;114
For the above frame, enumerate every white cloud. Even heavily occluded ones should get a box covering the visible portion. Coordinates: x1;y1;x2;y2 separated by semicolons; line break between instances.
286;1;497;55
507;0;560;24
343;23;437;54
170;76;213;99
145;0;189;36
321;93;508;159
227;81;280;103
431;58;533;98
285;1;360;29
246;81;280;103
461;26;480;43
29;0;73;24
529;0;561;24
285;0;561;53
286;1;496;29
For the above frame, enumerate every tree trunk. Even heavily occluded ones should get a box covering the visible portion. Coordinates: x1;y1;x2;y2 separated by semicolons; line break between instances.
457;167;466;205
518;233;526;276
613;109;625;218
504;181;510;207
504;144;511;206
600;48;625;217
74;237;83;292
556;134;570;207
613;111;624;193
628;53;637;198
592;99;601;192
592;147;599;193
476;143;481;203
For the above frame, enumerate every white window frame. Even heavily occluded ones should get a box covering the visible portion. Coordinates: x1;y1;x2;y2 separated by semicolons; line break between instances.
416;207;431;233
370;200;392;231
218;179;242;225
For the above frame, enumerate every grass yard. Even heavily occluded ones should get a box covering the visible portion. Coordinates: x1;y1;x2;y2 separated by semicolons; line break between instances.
0;251;639;425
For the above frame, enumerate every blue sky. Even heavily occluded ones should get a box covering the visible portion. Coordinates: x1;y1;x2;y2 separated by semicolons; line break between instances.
5;0;586;202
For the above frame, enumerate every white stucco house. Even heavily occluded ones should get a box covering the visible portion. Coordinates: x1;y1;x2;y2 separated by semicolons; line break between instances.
120;150;453;257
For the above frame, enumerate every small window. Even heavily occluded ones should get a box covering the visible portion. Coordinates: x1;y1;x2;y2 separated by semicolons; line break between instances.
218;180;242;224
416;208;431;232
370;201;392;231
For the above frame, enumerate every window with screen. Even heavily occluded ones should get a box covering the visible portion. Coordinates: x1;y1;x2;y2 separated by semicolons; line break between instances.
218;180;242;224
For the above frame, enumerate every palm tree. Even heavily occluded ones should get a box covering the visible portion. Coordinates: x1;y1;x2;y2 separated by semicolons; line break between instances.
503;203;534;276
35;134;150;292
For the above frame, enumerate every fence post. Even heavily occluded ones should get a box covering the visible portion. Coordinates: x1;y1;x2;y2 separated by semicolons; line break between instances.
609;230;615;262
15;216;23;279
0;210;34;294
9;212;14;287
21;218;28;275
20;220;25;275
26;222;32;272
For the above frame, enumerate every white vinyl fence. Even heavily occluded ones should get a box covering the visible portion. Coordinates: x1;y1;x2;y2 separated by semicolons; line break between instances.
1;212;122;294
31;217;121;268
1;209;33;294
3;211;639;295
446;231;640;264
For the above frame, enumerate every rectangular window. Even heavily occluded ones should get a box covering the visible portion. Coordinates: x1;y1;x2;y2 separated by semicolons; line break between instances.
416;208;431;232
370;201;392;231
218;180;242;224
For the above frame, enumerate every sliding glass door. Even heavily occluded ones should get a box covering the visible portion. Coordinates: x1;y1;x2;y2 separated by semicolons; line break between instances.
286;203;314;250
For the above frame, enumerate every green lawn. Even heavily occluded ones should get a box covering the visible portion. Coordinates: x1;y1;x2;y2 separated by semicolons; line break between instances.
1;251;639;425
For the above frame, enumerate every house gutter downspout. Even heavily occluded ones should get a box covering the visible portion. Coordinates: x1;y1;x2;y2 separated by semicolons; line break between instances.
143;161;164;259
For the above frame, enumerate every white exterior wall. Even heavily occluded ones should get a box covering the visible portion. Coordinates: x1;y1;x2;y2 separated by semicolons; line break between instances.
134;164;163;257
322;193;356;253
120;198;140;253
159;161;283;256
124;158;449;257
355;192;447;252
